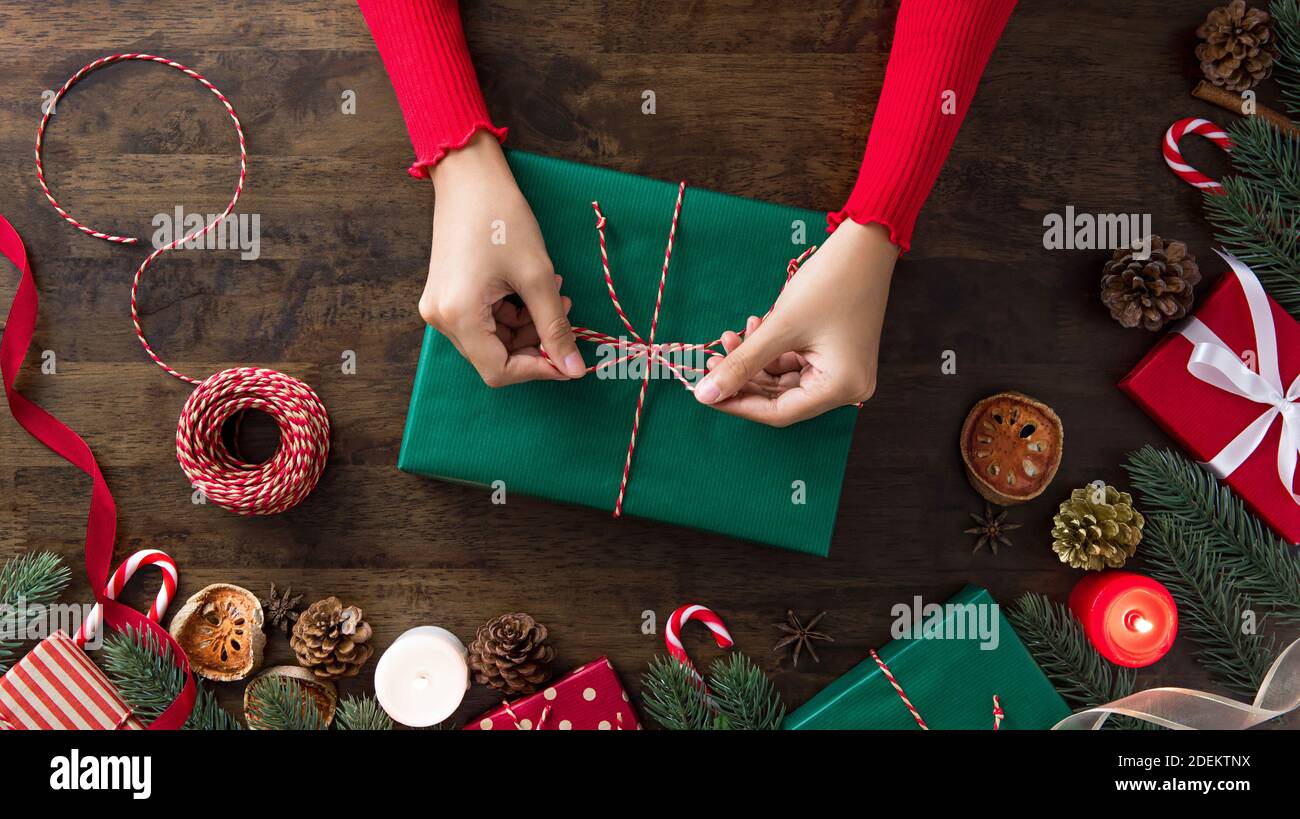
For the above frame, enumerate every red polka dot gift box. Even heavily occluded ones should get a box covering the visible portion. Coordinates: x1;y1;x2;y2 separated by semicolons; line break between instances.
466;657;640;731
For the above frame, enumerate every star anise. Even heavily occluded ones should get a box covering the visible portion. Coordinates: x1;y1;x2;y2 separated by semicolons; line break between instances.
965;503;1020;554
260;583;304;635
772;610;833;668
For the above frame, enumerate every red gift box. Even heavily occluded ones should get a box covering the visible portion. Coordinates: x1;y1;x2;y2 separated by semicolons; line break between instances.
1120;253;1299;543
0;631;143;730
465;657;640;731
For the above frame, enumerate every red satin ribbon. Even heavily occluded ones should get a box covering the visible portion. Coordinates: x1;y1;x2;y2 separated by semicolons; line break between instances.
1;215;194;729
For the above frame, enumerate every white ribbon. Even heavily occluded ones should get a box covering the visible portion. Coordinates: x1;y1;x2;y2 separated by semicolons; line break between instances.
1175;251;1300;507
1053;637;1300;730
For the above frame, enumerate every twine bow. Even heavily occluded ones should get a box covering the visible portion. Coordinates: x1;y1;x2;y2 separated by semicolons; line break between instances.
542;182;817;516
1177;251;1300;506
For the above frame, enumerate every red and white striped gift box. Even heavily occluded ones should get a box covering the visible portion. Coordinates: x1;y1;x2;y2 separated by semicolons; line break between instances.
0;630;142;730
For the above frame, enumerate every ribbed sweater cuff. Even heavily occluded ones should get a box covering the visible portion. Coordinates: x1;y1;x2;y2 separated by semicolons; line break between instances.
828;0;1016;253
358;0;507;177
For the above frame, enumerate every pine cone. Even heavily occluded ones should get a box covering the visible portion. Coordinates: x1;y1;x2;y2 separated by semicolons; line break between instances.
468;613;554;694
1196;1;1276;92
290;596;375;680
1100;237;1201;331
1051;482;1145;571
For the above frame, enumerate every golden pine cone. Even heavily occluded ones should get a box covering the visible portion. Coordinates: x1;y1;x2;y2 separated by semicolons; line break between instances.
1051;482;1145;571
1100;237;1201;331
468;612;555;694
1196;1;1276;92
290;596;375;680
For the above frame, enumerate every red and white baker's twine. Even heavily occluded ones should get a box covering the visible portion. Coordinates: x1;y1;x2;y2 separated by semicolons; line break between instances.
543;183;817;516
1163;117;1232;194
869;648;1005;731
73;549;178;647
36;54;329;515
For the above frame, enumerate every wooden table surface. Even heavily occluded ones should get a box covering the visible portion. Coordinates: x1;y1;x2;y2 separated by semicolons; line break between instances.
0;0;1286;725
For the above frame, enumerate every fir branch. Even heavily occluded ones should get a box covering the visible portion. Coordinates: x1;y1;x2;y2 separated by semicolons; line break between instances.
640;654;713;730
1007;593;1136;708
1225;116;1300;212
244;674;328;730
0;551;71;672
707;653;786;730
1203;176;1300;316
100;626;241;730
1125;446;1300;621
1006;593;1157;730
1140;515;1278;697
1275;0;1300;117
335;694;393;730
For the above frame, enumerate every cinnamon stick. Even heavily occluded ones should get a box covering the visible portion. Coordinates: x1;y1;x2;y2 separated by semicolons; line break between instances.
1192;80;1300;138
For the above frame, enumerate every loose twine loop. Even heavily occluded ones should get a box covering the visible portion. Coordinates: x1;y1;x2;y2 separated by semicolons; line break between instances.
35;54;329;515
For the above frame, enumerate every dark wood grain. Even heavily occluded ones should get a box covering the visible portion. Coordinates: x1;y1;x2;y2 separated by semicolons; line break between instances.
0;0;1292;726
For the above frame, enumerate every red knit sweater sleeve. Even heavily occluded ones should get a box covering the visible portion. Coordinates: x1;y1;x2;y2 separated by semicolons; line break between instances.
357;0;507;179
829;0;1016;252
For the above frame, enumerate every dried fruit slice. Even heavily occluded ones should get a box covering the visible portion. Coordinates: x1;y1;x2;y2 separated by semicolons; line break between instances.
244;665;337;728
168;583;267;682
960;392;1063;505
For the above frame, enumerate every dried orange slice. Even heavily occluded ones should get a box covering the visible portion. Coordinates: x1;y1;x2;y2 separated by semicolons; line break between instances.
960;392;1063;505
168;583;266;682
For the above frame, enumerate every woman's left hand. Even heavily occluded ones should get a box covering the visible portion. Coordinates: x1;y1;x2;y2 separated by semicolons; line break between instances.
692;220;898;427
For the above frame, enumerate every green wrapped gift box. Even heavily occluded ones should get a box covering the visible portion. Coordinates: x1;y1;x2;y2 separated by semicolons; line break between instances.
399;151;858;555
784;586;1071;729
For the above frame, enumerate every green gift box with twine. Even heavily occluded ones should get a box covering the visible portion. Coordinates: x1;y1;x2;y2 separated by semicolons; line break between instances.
398;151;858;555
784;586;1071;729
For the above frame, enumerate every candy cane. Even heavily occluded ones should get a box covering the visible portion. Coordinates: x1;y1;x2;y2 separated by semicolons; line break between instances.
74;550;178;647
664;604;733;670
1163;117;1232;194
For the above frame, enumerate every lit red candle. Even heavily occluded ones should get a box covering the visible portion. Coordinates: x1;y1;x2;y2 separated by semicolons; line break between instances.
1069;571;1177;667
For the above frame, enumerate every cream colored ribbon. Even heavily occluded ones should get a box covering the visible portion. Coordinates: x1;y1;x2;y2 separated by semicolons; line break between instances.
1175;251;1300;506
1054;637;1300;729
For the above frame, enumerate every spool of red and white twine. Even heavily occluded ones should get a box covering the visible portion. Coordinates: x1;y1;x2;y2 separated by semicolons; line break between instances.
35;54;329;515
1163;117;1232;194
73;549;178;647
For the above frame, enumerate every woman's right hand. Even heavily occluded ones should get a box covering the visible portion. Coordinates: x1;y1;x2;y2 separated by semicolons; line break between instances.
422;131;586;386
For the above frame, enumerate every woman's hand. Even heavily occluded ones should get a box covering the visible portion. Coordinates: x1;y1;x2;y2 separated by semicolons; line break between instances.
693;220;897;426
421;131;585;386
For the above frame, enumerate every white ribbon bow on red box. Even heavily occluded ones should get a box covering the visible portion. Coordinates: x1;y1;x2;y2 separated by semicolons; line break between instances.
1178;252;1300;506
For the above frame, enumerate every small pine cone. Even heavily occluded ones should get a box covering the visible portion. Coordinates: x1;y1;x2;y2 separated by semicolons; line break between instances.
1100;236;1201;331
290;596;375;680
1196;1;1277;93
468;613;555;695
1051;482;1145;571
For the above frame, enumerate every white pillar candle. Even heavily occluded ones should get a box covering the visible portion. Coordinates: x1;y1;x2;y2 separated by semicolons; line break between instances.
374;626;469;727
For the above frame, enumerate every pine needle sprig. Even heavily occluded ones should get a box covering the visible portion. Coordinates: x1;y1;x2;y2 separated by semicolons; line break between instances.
1274;0;1300;116
1224;116;1300;212
244;674;328;730
336;694;393;730
640;654;714;730
1141;515;1278;697
1125;446;1300;621
1203;176;1300;316
708;653;786;730
1007;592;1136;707
0;551;71;672
100;626;241;730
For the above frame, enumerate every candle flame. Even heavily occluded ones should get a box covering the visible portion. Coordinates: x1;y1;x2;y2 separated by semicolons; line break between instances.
1125;611;1154;634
